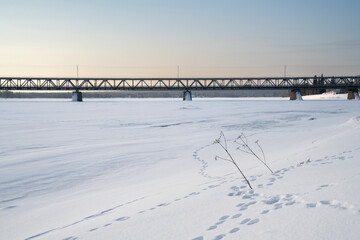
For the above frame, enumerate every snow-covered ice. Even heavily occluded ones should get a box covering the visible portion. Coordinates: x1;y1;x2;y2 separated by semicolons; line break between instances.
0;96;360;240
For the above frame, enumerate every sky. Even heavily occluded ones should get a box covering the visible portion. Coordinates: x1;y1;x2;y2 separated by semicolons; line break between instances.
0;0;359;78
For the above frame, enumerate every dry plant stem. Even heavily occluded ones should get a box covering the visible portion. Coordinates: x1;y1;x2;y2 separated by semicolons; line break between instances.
236;135;273;173
216;141;253;190
255;141;266;163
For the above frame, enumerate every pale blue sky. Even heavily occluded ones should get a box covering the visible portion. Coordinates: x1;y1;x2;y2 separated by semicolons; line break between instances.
0;0;359;77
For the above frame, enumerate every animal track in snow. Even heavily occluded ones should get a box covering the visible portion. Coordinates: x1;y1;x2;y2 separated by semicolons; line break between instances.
263;196;281;205
190;192;200;196
219;215;230;221
115;216;130;222
62;236;78;240
232;213;242;219
215;220;226;226
261;209;270;214
229;227;240;233
214;234;226;240
306;203;318;208
192;237;204;240
194;144;357;240
247;218;260;225
316;184;332;191
193;145;221;180
213;234;226;240
157;203;170;207
207;225;217;231
240;218;251;224
307;199;356;211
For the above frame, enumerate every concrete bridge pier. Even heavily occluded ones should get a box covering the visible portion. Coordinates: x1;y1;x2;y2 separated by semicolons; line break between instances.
290;89;303;101
72;90;83;102
183;90;192;101
347;89;360;100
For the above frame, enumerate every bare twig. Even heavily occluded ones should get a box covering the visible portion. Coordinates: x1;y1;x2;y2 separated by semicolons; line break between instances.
255;140;266;164
235;133;273;173
214;131;252;189
215;156;232;162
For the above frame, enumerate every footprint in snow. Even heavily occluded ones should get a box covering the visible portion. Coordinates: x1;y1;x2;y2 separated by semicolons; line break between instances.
232;213;242;219
115;216;130;222
240;218;251;224
317;200;351;211
189;192;200;196
285;201;296;206
242;194;255;199
229;227;240;233
192;237;204;240
219;215;230;221
89;228;98;232
306;203;318;208
157;203;170;207
214;234;226;240
263;196;280;205
274;203;283;210
247;218;260;225
246;201;257;206
320;200;331;205
316;184;331;191
207;225;217;231
2;205;17;210
269;178;276;182
63;236;78;240
261;209;270;214
239;206;248;211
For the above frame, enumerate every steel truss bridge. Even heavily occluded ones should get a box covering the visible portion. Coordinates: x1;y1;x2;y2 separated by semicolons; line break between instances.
1;76;359;91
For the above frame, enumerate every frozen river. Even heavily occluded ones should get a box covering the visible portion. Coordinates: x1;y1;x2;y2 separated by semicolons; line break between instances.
1;97;360;240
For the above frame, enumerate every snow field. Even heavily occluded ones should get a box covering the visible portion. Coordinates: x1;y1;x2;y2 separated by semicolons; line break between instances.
0;97;359;240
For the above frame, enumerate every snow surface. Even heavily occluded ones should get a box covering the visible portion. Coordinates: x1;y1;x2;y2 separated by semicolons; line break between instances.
0;96;360;240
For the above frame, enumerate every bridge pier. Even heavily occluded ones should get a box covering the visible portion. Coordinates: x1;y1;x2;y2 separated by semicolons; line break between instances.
347;89;360;100
72;90;83;102
183;90;192;101
290;90;303;101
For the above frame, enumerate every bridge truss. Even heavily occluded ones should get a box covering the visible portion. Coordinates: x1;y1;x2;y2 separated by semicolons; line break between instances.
1;76;359;91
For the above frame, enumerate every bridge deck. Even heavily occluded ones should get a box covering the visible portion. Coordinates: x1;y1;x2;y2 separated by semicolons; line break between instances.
1;76;359;91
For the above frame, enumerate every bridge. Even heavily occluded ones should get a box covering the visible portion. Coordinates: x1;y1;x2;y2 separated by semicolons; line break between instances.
1;76;359;101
